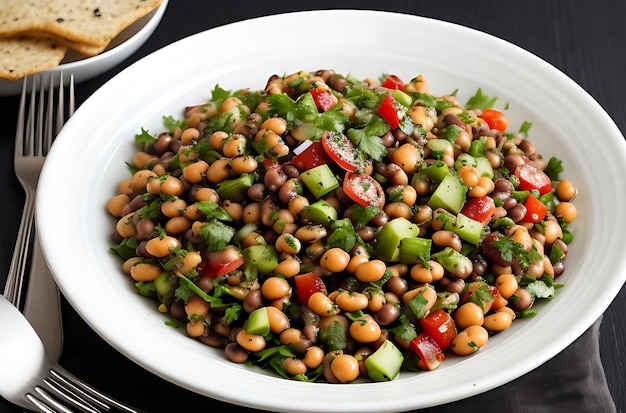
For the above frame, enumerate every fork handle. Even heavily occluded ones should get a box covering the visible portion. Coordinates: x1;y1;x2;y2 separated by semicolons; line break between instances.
23;224;64;362
4;195;35;306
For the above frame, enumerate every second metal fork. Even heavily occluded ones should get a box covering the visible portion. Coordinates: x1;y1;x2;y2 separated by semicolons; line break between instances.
4;73;75;361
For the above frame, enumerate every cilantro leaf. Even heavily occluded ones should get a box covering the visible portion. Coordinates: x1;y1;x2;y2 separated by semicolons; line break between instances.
491;236;543;270
544;156;564;181
318;320;348;351
465;88;497;110
135;127;156;148
197;220;235;253
195;201;233;221
525;280;556;299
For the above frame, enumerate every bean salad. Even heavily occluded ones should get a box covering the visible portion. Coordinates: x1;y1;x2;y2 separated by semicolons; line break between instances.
107;69;577;383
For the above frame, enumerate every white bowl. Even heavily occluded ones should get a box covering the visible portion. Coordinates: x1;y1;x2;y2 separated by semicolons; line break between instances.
0;0;169;97
37;10;626;413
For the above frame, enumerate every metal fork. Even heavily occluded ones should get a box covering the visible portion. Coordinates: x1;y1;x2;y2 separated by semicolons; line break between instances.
1;294;145;413
3;74;73;362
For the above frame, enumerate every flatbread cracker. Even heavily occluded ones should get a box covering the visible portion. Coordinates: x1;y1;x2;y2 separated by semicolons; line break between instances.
0;36;67;81
0;0;162;47
23;30;107;56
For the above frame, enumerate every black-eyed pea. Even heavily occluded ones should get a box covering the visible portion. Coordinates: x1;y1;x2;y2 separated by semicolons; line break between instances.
453;302;485;329
384;202;413;220
209;131;228;150
308;292;340;317
410;260;444;283
288;195;309;216
367;290;385;313
355;259;387;283
295;224;327;243
282;358;308;376
496;306;516;321
483;310;513;332
164;216;191;235
302;346;325;369
185;293;210;319
261;277;292;301
179;251;202;275
432;230;462;252
145;236;181;257
240;231;262;248
331;354;360;383
274;257;301;278
186;320;206;337
511;287;533;311
129;262;162;282
182;160;209;184
222;200;243;222
133;151;157;169
349;314;381;343
543;219;563;245
116;212;138;238
146;177;162;195
122;256;142;274
222;135;247;158
181;127;200;144
266;306;290;334
106;194;130;217
161;199;187;218
451;325;488;356
320;248;351;273
207;158;231;184
275;233;301;255
236;330;266;352
458;165;479;188
346;254;369;274
118;178;133;195
130;169;157;193
507;225;533;251
335;291;369;312
554;202;577;223
556;179;577;201
402;285;437;310
177;144;197;163
219;96;243;114
279;327;303;345
230;155;258;175
261;117;288;135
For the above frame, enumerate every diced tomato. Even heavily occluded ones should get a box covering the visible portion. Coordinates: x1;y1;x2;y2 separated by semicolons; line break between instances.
381;74;405;91
309;87;338;112
514;164;553;195
419;310;457;351
408;333;445;371
289;141;332;171
480;109;508;132
522;193;548;223
294;272;327;305
320;130;359;172
460;196;496;224
343;172;385;209
377;95;402;130
197;256;245;277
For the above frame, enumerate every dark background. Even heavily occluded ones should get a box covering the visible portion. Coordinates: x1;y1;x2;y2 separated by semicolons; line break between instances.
1;1;625;412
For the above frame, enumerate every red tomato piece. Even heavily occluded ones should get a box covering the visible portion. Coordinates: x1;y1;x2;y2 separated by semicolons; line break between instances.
197;256;245;277
480;109;508;132
522;193;548;223
408;333;445;371
342;172;385;209
289;141;332;171
309;87;338;112
381;74;405;91
294;272;327;305
514;164;553;195
460;196;496;224
377;95;402;130
419;310;457;351
320;130;359;172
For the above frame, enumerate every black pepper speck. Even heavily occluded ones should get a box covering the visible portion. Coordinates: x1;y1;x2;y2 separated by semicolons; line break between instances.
93;8;101;17
56;17;64;23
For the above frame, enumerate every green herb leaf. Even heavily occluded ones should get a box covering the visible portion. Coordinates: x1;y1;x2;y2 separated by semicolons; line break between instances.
465;88;497;110
195;201;233;221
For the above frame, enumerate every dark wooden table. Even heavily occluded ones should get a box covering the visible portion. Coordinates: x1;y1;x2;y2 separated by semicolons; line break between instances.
1;1;624;412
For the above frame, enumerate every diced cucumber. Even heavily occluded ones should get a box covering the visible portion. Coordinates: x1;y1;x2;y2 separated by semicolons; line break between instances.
474;156;494;179
398;237;432;264
300;164;339;199
420;161;449;183
243;245;278;274
392;89;412;107
454;153;476;170
216;173;257;202
427;173;468;214
444;213;484;246
374;217;421;262
245;307;270;336
365;339;404;381
430;247;473;276
426;139;452;159
302;200;337;226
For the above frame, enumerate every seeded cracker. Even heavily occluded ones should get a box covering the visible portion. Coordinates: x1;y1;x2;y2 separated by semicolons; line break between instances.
0;36;67;81
0;0;163;49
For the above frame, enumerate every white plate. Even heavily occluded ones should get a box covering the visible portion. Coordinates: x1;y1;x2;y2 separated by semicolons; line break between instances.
37;10;626;413
0;0;169;97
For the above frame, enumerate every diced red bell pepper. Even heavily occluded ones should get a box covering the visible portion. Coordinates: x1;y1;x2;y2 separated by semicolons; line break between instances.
408;333;445;371
294;272;327;305
309;87;338;112
419;310;457;351
514;164;553;195
381;74;405;91
377;95;403;130
460;196;496;225
197;256;245;277
522;193;548;223
289;141;332;171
